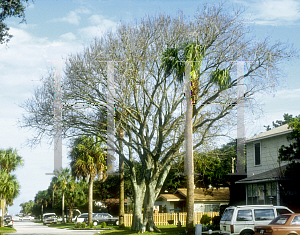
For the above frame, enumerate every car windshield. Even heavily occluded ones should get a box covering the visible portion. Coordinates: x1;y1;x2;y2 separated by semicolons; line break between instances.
269;215;291;225
44;214;56;218
221;209;234;221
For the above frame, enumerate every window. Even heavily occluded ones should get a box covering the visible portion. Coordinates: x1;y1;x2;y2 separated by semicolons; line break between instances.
204;204;220;212
269;215;290;225
291;216;300;225
237;210;253;221
254;143;261;165
221;209;234;221
254;209;275;221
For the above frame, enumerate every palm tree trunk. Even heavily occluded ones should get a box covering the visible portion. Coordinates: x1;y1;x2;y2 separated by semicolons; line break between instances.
88;177;94;225
185;62;194;233
119;156;125;228
0;198;4;227
62;191;65;223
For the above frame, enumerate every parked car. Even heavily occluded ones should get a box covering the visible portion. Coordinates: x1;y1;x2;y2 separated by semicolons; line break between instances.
43;213;57;225
20;215;34;221
220;205;294;235
4;215;13;228
75;213;88;224
88;213;119;226
254;213;300;235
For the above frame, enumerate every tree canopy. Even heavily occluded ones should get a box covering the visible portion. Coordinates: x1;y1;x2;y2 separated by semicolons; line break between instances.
0;0;31;44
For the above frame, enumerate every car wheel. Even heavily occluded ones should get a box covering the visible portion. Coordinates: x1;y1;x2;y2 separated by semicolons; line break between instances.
114;220;119;226
93;221;98;226
241;230;254;235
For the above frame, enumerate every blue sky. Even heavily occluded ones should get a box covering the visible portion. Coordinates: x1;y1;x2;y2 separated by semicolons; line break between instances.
1;0;300;214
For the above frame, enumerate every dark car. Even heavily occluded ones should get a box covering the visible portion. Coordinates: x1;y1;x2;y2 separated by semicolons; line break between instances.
254;213;300;235
4;215;13;228
83;213;119;226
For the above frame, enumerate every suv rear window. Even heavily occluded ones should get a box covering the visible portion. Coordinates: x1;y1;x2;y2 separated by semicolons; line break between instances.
276;208;292;215
254;209;275;221
221;209;234;221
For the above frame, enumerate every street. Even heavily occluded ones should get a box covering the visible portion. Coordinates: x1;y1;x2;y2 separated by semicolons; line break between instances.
4;221;101;235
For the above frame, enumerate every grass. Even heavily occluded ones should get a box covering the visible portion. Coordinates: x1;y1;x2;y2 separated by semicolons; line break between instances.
92;225;187;235
0;226;16;233
47;223;75;229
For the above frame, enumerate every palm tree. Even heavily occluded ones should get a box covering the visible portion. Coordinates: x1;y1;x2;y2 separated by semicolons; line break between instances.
0;170;20;227
54;168;72;223
161;41;231;233
0;148;23;173
35;190;50;220
65;179;87;223
0;148;23;227
69;135;107;225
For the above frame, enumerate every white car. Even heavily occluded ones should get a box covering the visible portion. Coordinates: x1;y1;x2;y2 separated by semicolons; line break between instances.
75;213;88;224
20;215;34;221
43;213;57;225
220;205;293;235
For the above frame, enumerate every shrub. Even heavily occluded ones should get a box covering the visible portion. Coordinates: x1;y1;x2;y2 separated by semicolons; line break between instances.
75;223;81;228
89;222;93;228
101;222;107;228
200;214;211;225
81;222;86;228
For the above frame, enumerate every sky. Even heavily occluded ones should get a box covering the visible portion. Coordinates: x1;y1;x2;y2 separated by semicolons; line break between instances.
0;0;300;215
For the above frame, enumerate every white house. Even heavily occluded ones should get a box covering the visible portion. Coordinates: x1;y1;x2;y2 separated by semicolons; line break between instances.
236;124;292;205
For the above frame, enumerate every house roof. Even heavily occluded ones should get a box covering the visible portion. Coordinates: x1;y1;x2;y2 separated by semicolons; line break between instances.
104;198;128;204
235;164;289;184
155;188;230;202
246;124;292;143
157;193;185;201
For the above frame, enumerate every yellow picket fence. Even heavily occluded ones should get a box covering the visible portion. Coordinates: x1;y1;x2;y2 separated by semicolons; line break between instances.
124;212;219;227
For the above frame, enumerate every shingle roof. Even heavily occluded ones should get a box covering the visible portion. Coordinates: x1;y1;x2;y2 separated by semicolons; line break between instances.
236;164;289;184
246;124;292;143
157;194;185;201
104;198;128;204
174;188;230;202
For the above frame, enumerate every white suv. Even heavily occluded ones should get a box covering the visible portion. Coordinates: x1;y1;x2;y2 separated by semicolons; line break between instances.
220;205;293;235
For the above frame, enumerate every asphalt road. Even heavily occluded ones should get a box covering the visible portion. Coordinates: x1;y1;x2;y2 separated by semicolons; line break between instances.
3;221;101;235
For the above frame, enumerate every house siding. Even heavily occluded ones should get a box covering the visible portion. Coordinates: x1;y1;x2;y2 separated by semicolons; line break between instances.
247;133;290;176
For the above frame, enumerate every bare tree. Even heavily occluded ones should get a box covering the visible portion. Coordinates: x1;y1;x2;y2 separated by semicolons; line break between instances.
20;4;296;233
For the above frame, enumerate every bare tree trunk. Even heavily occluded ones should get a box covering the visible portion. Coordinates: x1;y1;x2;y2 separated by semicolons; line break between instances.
143;181;161;233
61;192;65;223
119;157;125;228
88;177;94;225
130;182;145;232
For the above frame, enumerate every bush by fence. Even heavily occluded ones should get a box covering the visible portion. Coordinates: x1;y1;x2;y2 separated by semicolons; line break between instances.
124;212;219;226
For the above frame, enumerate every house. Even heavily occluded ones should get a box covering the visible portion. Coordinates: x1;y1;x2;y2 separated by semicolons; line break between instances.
155;187;230;213
236;124;292;206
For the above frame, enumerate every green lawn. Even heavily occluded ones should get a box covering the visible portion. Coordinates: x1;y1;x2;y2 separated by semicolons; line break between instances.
0;226;16;233
92;225;187;235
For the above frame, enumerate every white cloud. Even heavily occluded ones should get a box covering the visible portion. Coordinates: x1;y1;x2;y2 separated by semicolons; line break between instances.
53;11;81;25
79;16;118;41
234;0;300;26
60;32;77;41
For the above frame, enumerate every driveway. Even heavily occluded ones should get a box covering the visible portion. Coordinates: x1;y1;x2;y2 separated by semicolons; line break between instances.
4;221;101;235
